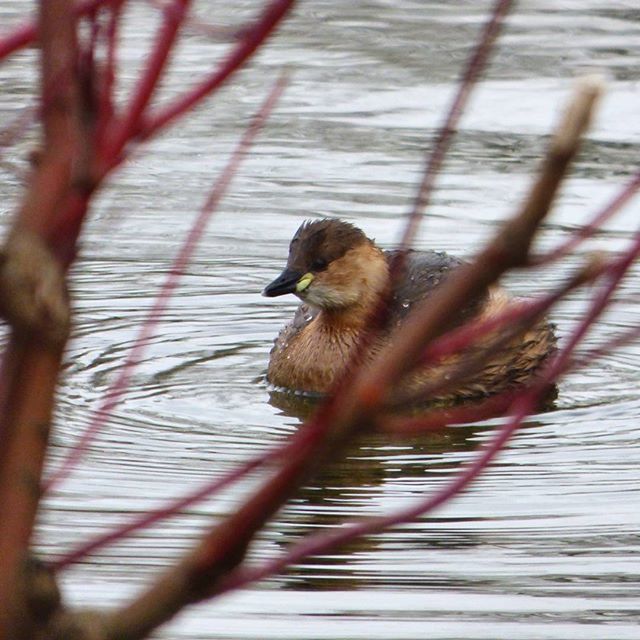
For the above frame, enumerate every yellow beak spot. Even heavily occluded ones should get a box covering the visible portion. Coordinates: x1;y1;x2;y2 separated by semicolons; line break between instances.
296;272;314;293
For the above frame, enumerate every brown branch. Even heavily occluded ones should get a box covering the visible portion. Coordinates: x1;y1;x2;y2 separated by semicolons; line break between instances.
213;236;633;597
351;76;603;410
75;76;605;640
0;2;81;639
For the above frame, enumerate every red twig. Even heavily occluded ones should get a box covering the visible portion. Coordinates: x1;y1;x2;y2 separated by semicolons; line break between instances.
398;0;514;251
414;258;606;370
0;22;34;61
93;0;125;148
53;443;282;569
532;170;640;265
0;0;115;61
213;229;640;594
378;390;520;436
47;0;294;254
576;321;640;373
45;73;288;493
102;0;192;164
138;0;296;138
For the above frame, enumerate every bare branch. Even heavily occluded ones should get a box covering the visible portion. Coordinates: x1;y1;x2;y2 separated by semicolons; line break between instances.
0;2;80;637
400;0;514;251
45;74;288;491
102;0;192;164
0;0;115;61
138;0;296;139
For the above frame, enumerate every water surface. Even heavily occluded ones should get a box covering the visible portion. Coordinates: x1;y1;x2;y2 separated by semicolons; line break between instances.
1;1;639;639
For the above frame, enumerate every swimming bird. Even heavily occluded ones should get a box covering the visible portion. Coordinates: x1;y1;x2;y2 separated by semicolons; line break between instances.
263;219;556;405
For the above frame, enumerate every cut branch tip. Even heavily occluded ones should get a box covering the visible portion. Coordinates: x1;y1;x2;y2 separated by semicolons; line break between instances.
553;74;604;156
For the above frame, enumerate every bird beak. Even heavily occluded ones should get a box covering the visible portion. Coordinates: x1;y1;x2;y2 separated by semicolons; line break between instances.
263;268;304;297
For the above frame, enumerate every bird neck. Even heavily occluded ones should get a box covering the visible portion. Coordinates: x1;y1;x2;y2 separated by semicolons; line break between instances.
318;245;389;332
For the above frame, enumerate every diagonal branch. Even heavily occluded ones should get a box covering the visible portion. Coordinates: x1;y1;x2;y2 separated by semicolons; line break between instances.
399;0;514;251
209;223;639;596
45;73;288;492
138;0;296;139
89;75;604;640
319;75;602;429
101;0;192;164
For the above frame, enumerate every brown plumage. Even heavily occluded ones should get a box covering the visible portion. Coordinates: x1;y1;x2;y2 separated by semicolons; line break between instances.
263;219;556;404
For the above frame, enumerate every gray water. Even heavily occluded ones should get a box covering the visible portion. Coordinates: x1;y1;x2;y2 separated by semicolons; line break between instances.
1;1;640;639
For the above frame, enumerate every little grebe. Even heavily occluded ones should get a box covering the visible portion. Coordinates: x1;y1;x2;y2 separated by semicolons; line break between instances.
263;219;556;404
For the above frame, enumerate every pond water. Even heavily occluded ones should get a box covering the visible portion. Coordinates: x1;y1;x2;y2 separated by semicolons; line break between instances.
1;1;640;639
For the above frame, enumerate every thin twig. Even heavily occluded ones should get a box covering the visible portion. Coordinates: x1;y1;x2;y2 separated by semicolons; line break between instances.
45;73;289;493
398;0;514;252
415;257;605;369
531;170;640;265
377;390;520;436
53;442;282;570
54;397;332;568
102;0;192;164
138;0;296;139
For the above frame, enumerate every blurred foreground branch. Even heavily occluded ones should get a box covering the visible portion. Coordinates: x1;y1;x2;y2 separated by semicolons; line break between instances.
57;74;604;640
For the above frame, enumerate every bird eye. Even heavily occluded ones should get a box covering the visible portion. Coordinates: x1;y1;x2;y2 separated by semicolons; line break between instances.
311;258;328;271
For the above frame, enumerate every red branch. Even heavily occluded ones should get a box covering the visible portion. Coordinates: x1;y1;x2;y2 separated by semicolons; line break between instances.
53;442;282;569
415;257;606;370
378;390;520;435
399;0;514;251
0;1;81;637
212;226;640;594
215;390;541;595
102;0;192;164
0;0;115;61
532;170;640;265
138;0;296;138
45;73;288;492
